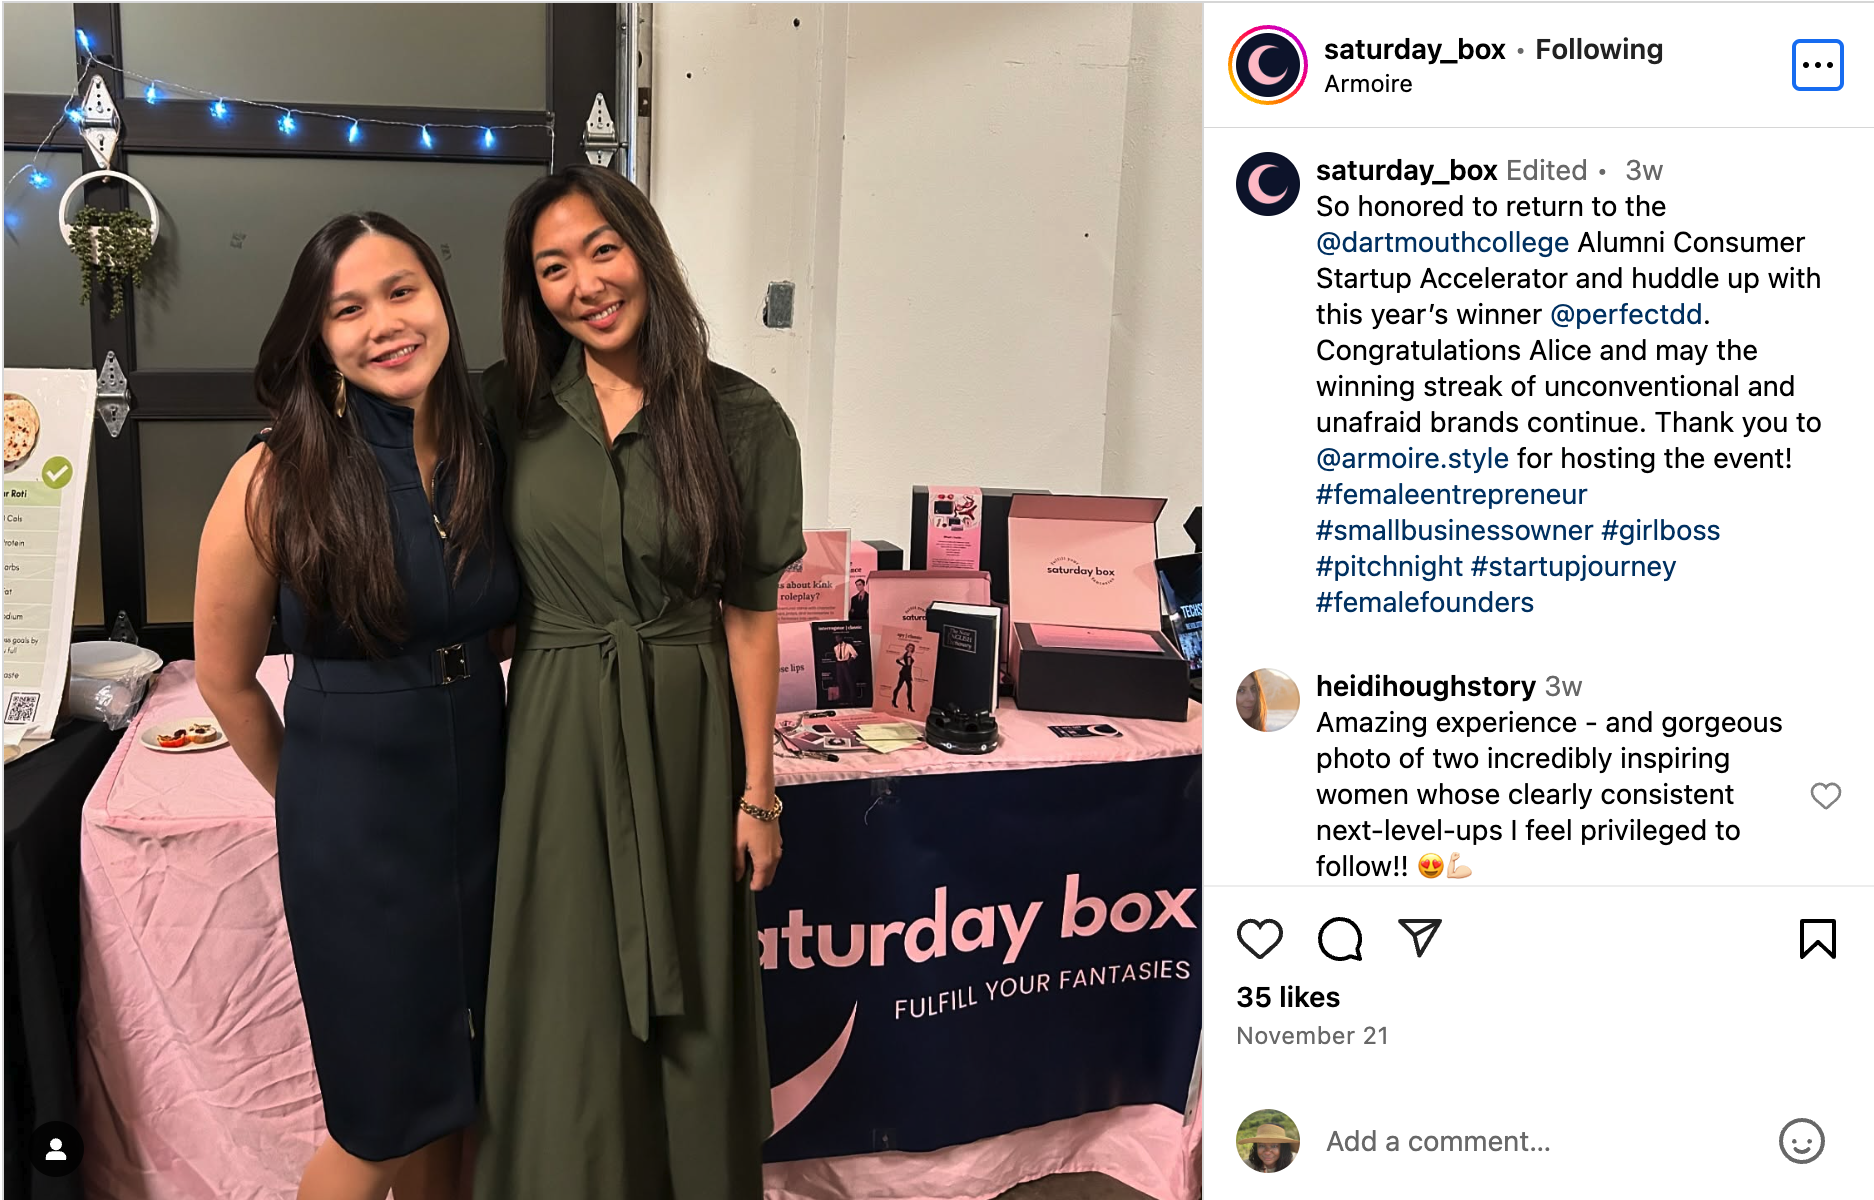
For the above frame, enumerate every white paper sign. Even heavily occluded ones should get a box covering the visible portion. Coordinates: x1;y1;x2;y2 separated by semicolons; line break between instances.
4;369;97;755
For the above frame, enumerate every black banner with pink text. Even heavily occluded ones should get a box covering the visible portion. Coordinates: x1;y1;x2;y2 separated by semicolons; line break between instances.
757;755;1202;1161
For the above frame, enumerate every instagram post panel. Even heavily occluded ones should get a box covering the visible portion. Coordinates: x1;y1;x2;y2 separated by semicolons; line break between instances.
0;3;1867;1200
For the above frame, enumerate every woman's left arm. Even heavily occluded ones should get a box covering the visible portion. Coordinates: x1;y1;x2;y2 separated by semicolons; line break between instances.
724;603;783;890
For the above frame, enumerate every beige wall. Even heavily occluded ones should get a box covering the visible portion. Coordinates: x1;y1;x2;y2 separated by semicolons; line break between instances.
651;3;1200;552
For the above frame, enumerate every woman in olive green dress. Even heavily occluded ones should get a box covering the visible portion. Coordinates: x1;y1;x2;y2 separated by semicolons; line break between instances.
475;165;804;1197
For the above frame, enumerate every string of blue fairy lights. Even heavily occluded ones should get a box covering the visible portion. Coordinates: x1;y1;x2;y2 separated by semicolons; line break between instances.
6;29;556;223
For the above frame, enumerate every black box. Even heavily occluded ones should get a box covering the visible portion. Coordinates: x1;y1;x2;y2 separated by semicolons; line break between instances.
1010;624;1189;722
862;539;904;571
909;487;1048;604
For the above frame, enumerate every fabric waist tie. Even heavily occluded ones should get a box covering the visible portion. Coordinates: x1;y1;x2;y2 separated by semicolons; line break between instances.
516;597;725;1042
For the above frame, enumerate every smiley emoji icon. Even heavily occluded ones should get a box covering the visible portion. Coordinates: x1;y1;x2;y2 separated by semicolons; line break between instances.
1779;1118;1824;1164
1418;853;1444;879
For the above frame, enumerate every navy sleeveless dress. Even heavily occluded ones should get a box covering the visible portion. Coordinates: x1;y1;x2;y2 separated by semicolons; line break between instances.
266;385;518;1161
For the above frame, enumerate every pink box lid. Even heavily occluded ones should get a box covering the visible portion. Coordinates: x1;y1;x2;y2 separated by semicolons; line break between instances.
1007;494;1166;632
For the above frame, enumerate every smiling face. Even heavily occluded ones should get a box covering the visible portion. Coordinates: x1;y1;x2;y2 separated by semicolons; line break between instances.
322;234;448;406
1419;853;1444;879
529;190;649;356
1257;1144;1280;1166
1780;1119;1823;1164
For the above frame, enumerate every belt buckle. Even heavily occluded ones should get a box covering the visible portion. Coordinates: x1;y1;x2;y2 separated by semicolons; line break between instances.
435;643;469;684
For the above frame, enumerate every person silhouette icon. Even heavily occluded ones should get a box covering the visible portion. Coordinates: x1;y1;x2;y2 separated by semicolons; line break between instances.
29;1120;82;1175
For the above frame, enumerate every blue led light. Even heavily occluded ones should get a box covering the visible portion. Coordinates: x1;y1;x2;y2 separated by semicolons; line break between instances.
419;126;434;150
76;30;91;53
348;121;361;144
211;99;230;121
28;170;51;189
66;108;84;126
482;127;496;150
144;82;160;103
278;111;297;135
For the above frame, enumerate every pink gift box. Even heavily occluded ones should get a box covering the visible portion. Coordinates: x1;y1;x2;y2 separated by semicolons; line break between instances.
1007;495;1188;722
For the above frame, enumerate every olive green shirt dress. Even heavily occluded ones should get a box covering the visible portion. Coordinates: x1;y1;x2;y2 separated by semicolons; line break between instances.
475;344;805;1198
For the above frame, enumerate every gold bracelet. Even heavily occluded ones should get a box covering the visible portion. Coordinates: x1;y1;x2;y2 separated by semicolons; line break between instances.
738;792;783;822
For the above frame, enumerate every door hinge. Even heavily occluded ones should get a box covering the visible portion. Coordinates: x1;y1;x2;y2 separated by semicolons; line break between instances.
582;92;620;169
96;350;132;437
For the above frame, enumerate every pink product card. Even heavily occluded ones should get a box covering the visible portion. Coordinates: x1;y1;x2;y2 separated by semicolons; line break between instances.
776;620;818;712
865;570;991;722
1028;624;1165;654
777;529;851;624
847;541;879;621
927;486;984;571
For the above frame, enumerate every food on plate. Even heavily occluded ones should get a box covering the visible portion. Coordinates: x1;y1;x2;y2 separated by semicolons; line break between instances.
187;721;221;744
157;728;192;748
4;393;40;466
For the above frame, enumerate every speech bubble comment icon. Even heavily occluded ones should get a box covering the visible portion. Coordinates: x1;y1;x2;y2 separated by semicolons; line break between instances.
1318;917;1363;961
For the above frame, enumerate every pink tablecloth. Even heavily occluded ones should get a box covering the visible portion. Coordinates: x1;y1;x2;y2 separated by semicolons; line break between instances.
77;657;1201;1199
773;699;1202;788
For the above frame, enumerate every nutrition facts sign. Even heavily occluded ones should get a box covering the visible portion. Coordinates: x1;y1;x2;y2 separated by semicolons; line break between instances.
4;369;95;755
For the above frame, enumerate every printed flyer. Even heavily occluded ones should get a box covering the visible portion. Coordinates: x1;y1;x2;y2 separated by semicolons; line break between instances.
925;485;983;570
777;528;851;624
4;369;97;757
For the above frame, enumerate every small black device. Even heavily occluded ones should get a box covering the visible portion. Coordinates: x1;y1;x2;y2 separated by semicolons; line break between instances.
925;703;998;755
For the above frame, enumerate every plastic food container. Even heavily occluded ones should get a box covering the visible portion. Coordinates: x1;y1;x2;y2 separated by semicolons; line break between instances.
67;641;164;730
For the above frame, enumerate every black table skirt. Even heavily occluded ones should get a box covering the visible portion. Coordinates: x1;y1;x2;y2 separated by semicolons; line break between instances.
6;720;124;1198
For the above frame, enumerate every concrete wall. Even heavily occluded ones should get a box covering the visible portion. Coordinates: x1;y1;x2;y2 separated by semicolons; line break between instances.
651;3;1200;552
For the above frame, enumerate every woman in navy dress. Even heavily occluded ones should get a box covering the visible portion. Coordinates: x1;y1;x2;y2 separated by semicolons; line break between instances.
195;212;516;1200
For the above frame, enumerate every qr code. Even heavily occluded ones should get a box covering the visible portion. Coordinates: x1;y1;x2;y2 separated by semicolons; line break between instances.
5;691;40;725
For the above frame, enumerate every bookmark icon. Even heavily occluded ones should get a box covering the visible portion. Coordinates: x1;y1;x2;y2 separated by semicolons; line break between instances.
1398;918;1443;959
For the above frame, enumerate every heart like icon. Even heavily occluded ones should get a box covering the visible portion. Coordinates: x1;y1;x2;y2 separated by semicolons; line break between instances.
1811;783;1841;810
1236;918;1283;960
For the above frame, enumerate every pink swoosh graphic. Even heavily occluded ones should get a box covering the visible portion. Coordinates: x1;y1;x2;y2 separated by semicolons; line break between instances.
769;1004;859;1135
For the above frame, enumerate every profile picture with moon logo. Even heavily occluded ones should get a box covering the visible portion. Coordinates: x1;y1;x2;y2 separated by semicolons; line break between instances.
1236;151;1299;217
1229;26;1307;104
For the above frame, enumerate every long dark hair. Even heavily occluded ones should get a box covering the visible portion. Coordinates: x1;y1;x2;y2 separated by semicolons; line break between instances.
499;165;741;596
1252;1143;1293;1172
249;212;492;653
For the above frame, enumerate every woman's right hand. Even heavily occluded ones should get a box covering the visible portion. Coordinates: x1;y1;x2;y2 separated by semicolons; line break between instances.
733;797;783;891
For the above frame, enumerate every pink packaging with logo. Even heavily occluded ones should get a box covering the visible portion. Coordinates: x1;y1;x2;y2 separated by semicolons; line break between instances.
1007;495;1165;631
1006;494;1189;722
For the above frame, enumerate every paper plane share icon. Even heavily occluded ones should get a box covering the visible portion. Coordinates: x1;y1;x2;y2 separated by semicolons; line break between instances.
1398;919;1443;958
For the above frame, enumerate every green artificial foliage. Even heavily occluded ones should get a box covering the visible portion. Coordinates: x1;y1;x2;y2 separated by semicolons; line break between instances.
67;204;153;319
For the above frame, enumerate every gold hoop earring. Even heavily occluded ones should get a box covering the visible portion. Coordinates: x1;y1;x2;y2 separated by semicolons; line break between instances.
333;374;348;419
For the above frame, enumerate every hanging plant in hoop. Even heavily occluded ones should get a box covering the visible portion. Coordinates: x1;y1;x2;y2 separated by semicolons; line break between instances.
58;169;162;320
67;205;154;318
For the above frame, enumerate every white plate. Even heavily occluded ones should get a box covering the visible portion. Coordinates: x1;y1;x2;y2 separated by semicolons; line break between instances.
71;640;164;678
139;715;227;753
